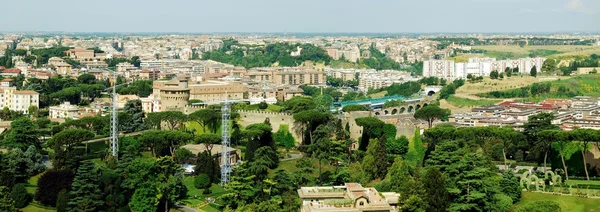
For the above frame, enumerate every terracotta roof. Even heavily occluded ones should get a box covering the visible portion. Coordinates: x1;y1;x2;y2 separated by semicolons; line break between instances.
2;68;21;73
13;90;39;95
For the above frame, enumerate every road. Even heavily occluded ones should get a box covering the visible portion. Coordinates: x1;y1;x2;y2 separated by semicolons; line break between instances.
175;204;200;212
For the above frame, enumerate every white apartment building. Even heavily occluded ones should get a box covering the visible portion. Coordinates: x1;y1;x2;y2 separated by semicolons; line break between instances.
0;87;40;114
358;70;420;91
11;90;39;114
424;57;545;80
49;102;80;119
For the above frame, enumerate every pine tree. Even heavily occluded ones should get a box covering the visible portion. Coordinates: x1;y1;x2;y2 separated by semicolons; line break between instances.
55;189;69;212
122;100;146;133
423;167;449;212
67;160;104;212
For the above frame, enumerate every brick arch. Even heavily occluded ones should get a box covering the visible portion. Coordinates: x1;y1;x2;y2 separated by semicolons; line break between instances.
392;108;398;115
408;105;414;113
416;104;422;111
375;111;381;116
400;107;406;113
384;110;389;115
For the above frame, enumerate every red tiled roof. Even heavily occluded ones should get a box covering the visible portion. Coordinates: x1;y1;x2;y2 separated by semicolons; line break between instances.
2;68;21;73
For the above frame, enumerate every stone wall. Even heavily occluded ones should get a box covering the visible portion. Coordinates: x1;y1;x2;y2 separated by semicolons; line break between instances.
237;110;301;142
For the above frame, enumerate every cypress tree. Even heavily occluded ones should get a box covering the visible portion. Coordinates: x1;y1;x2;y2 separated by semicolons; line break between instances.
67;160;104;211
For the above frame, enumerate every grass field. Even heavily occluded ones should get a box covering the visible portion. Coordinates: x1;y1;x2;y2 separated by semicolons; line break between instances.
272;157;336;178
454;75;570;100
181;176;226;207
472;45;600;60
477;74;600;101
513;192;600;212
446;95;501;108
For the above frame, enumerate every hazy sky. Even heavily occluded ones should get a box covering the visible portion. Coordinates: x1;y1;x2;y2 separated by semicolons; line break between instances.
2;0;599;33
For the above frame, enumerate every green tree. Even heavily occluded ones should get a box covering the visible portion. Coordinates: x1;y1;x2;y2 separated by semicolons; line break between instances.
342;104;369;112
274;125;295;150
490;70;499;79
498;172;521;203
122;99;145;133
423;167;449;212
10;183;31;208
570;128;597;181
77;74;97;84
189;109;221;133
145;111;187;130
354;117;385;151
194;174;211;189
35;170;75;206
67;160;104;212
1;117;40;150
530;66;537;77
55;189;69;212
194;151;220;183
129;187;159;212
0;186;15;212
541;59;557;73
361;134;389;180
309;125;333;184
174;147;193;164
414;105;450;128
283;96;316;114
552;131;577;180
51;129;94;171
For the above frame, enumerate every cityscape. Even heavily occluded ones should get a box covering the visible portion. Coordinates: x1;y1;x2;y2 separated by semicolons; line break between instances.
1;0;600;212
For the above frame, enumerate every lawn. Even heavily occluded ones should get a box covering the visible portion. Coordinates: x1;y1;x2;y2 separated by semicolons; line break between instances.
199;204;221;212
21;204;55;212
181;176;227;208
26;173;43;194
513;192;600;212
273;157;336;178
446;95;501;108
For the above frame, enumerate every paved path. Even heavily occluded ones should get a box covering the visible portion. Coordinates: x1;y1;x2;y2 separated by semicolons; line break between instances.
175;204;200;212
281;153;303;161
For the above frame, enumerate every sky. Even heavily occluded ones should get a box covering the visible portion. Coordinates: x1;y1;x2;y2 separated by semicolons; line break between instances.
2;0;599;33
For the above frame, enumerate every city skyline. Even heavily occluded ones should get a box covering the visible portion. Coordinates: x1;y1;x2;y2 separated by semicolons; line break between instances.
2;0;599;33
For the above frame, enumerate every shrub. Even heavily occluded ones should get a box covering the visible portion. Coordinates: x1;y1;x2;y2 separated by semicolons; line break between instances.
513;200;560;212
194;174;211;189
10;184;31;208
35;170;75;206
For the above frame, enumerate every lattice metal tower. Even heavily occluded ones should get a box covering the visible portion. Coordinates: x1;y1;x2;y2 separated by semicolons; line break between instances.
220;98;232;185
110;74;119;159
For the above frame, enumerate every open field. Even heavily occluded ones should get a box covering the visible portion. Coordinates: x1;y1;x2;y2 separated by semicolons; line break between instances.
181;176;226;207
445;95;501;108
454;75;570;100
472;45;600;59
513;192;600;212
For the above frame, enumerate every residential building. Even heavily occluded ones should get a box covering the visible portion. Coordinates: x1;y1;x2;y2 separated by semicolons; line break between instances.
188;80;247;102
11;90;39;114
1;68;21;77
244;67;326;86
49;102;80;119
55;62;73;75
297;183;399;212
0;79;14;88
424;57;546;80
140;69;160;80
65;48;95;60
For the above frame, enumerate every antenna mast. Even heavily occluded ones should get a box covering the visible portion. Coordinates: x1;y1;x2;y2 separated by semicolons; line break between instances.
220;93;232;185
110;73;119;159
